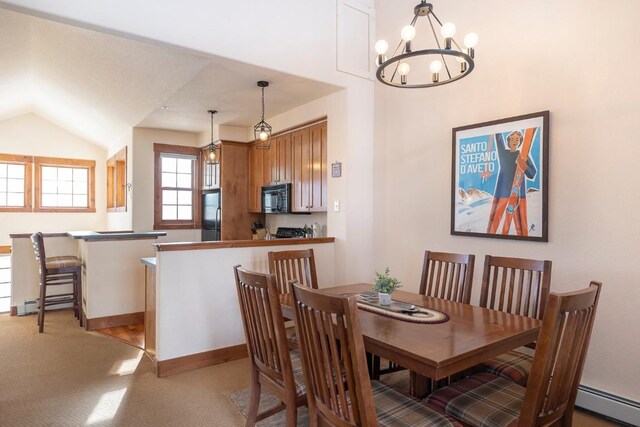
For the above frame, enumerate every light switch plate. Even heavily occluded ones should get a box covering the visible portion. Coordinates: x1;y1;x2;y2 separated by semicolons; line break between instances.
333;200;340;212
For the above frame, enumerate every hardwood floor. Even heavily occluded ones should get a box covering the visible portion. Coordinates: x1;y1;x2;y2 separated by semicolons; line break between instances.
95;323;144;349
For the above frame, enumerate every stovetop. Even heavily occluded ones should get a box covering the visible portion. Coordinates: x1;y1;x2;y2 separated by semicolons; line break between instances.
274;227;306;239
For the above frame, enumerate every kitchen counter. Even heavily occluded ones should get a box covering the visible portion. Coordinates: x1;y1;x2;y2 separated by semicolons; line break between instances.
67;231;166;241
155;237;334;252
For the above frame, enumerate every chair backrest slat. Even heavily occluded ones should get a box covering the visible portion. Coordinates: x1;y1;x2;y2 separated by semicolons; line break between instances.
419;251;475;304
30;232;47;278
519;282;602;426
233;266;293;388
292;283;377;427
268;249;318;294
480;255;552;320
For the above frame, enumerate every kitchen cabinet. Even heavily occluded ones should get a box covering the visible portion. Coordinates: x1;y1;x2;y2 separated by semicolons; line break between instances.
292;122;327;212
248;120;327;213
248;143;265;213
269;134;292;185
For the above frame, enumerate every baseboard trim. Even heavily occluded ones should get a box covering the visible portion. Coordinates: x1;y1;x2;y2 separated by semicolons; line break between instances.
155;344;247;378
86;312;144;330
10;306;17;316
576;385;640;426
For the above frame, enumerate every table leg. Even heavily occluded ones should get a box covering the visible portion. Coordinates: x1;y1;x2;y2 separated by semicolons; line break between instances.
410;371;431;399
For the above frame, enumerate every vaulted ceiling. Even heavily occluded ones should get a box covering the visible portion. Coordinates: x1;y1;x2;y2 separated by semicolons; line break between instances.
0;8;340;148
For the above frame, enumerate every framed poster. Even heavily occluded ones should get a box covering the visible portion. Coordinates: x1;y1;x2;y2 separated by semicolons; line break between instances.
451;111;549;241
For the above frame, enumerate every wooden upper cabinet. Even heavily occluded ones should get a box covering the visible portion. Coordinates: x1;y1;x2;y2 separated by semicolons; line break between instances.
248;120;327;214
292;127;311;212
248;143;264;213
309;122;327;212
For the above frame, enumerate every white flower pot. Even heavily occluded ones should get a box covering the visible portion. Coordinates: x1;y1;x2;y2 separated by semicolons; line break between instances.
378;292;392;306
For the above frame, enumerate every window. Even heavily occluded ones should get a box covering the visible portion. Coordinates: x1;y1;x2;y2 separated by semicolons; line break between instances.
0;246;10;313
107;146;127;212
0;154;32;212
153;144;201;229
34;157;95;212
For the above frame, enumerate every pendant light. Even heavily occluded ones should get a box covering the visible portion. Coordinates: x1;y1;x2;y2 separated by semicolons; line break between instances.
203;109;220;187
254;81;272;149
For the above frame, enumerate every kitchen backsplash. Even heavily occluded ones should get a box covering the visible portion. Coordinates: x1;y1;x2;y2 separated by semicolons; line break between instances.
264;213;327;237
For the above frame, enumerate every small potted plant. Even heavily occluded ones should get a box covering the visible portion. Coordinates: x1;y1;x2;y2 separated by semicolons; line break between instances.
372;267;401;306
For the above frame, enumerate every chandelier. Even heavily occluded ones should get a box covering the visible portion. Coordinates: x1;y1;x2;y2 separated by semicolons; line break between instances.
375;0;478;89
254;81;272;149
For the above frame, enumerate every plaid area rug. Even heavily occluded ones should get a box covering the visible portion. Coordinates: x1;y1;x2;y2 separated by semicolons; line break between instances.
229;369;410;426
229;387;310;426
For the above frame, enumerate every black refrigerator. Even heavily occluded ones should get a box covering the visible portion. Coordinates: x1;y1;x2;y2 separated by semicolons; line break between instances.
202;190;221;241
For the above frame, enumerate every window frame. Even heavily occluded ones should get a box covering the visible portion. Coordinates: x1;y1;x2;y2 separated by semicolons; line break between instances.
34;156;96;213
153;143;201;230
107;146;127;212
0;154;33;213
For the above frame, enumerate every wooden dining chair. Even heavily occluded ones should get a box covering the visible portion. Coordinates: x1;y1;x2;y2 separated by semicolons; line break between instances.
426;281;602;427
419;250;475;304
268;249;318;349
233;266;307;427
268;248;318;294
31;232;83;333
291;283;465;427
478;255;552;386
374;250;475;381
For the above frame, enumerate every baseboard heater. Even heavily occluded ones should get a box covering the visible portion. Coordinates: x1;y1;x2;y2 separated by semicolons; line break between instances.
17;300;38;316
577;385;640;426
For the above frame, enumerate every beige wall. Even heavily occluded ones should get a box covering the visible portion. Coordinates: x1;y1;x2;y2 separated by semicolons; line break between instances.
0;113;107;245
131;127;201;242
374;0;640;401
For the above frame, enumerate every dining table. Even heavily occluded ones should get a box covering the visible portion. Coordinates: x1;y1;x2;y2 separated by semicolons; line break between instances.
280;283;541;398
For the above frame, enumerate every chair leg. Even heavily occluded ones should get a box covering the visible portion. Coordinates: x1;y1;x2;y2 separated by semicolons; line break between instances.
372;355;381;380
285;395;297;427
75;270;83;327
38;282;46;333
245;371;261;427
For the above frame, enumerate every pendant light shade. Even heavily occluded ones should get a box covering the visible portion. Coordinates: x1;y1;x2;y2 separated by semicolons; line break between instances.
254;81;272;149
203;109;221;187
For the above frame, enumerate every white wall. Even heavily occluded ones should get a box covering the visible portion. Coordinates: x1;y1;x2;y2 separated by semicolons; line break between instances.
374;0;640;402
131;127;201;242
0;113;107;245
155;241;336;361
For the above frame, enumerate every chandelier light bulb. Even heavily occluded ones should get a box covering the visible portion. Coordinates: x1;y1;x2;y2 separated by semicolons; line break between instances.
398;62;410;85
401;25;416;41
429;60;443;73
375;39;389;55
208;150;216;162
464;32;479;48
259;130;269;141
440;22;456;38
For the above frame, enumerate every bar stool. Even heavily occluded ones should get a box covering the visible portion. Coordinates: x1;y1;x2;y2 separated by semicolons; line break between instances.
30;232;83;333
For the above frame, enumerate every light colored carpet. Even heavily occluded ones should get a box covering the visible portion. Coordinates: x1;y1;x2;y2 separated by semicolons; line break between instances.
0;311;248;426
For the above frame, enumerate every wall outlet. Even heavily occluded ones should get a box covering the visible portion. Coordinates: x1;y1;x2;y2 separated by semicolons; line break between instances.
333;200;340;212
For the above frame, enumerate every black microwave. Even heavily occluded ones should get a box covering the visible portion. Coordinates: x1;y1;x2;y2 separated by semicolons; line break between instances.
262;183;291;214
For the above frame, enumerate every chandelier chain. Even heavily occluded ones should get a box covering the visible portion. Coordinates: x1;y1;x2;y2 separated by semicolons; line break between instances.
261;86;265;121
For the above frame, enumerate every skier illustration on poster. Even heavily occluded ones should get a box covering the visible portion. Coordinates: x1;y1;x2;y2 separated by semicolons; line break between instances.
486;128;538;236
